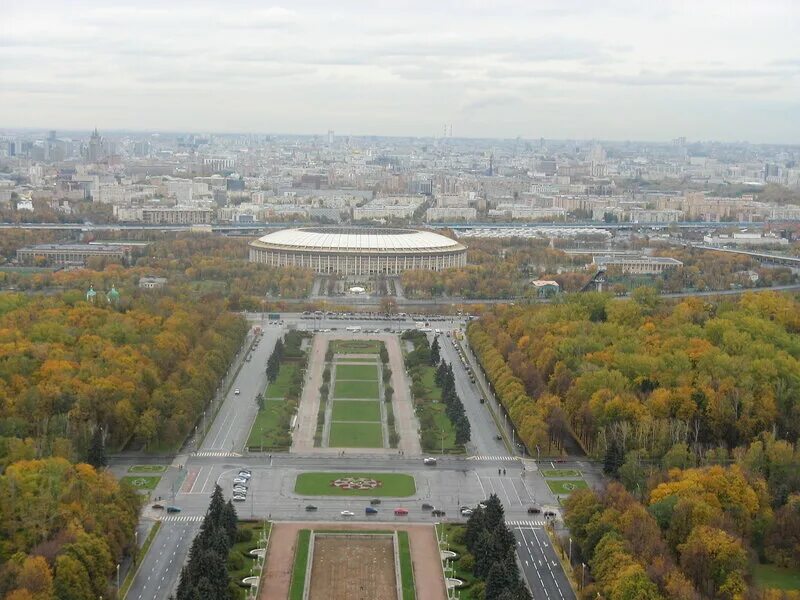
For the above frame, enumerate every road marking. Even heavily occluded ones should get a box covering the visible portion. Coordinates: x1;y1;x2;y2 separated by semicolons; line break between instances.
193;451;242;457
473;471;486;499
466;455;520;461
507;520;546;526
161;515;204;522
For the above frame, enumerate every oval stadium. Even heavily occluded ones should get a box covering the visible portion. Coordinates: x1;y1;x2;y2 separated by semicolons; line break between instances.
248;227;467;275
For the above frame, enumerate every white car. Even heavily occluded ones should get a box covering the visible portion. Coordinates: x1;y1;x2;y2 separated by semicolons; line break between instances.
461;508;474;517
232;495;246;502
340;510;354;517
233;477;248;485
237;471;251;479
233;485;247;493
234;389;240;395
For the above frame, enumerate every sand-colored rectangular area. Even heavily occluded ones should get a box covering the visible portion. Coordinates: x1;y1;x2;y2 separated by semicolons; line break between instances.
308;534;397;600
260;522;446;600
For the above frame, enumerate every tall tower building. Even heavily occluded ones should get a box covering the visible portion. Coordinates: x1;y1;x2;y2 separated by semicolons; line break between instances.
87;128;102;162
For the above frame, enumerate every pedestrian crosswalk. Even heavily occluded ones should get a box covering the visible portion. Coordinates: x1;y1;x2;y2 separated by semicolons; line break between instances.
507;520;546;527
466;455;520;462
161;515;204;523
193;451;242;457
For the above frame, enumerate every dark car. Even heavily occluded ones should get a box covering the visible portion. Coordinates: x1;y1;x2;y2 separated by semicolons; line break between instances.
421;503;434;510
494;434;503;441
544;510;557;518
432;509;446;517
370;498;382;505
166;506;181;513
152;503;164;510
527;506;542;514
365;506;378;515
305;505;318;511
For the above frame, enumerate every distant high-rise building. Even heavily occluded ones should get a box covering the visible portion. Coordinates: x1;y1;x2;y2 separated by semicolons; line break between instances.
87;128;102;162
327;130;334;144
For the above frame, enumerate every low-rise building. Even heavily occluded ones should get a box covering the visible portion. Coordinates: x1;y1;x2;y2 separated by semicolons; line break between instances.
594;255;683;274
17;244;129;266
530;280;560;297
139;276;167;289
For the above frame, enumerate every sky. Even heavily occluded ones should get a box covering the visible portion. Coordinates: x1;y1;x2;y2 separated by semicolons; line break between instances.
2;0;799;143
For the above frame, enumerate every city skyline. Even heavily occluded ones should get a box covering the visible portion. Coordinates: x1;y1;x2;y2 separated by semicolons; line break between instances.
3;0;800;144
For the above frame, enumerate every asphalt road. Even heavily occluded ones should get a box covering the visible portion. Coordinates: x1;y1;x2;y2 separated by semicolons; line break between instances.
515;527;575;600
122;316;575;599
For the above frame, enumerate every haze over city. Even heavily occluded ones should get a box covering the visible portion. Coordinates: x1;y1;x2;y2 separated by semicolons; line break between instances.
3;0;800;142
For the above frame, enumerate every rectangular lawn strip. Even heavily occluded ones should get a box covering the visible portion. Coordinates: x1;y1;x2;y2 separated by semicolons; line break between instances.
289;529;312;600
542;469;581;478
331;400;382;422
333;379;380;399
335;363;379;381
546;479;589;495
128;465;167;473
120;475;161;490
265;362;298;399
328;422;384;448
246;400;294;450
397;531;416;600
330;339;383;354
754;564;800;590
294;472;416;496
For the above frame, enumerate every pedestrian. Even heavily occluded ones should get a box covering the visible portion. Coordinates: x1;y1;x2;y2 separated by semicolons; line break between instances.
503;468;506;475
498;468;501;475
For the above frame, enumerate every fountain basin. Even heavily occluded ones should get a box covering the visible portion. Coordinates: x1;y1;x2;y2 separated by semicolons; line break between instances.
242;576;259;587
445;578;463;589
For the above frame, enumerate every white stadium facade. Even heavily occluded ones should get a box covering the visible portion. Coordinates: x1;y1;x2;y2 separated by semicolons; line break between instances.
248;227;467;275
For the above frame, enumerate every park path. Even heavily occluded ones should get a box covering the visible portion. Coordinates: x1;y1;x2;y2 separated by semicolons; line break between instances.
259;522;446;600
292;333;422;456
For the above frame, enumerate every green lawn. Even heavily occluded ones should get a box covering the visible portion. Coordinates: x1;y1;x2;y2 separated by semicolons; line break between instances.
334;379;379;399
266;362;299;399
247;400;294;450
128;465;167;473
329;422;384;447
546;479;588;495
331;400;382;422
418;366;441;401
754;563;800;590
294;472;416;497
542;469;581;478
418;403;460;454
336;363;379;381
331;339;383;354
397;531;416;600
289;529;311;600
335;358;379;364
120;475;161;490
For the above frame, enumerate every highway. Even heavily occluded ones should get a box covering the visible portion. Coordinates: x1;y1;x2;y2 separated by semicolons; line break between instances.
121;316;575;599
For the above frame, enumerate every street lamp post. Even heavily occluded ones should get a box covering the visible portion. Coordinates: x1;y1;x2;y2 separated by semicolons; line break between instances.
582;562;586;588
116;563;120;595
535;445;541;464
569;537;572;565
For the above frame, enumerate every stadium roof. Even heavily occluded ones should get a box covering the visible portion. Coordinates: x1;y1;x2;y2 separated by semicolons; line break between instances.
253;227;464;252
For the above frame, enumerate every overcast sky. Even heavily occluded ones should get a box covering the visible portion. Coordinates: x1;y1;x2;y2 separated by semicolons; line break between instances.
2;1;799;143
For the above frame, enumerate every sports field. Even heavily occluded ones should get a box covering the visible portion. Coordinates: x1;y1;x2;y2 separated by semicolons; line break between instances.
329;422;384;447
335;364;378;380
331;400;382;422
294;472;416;496
334;379;380;399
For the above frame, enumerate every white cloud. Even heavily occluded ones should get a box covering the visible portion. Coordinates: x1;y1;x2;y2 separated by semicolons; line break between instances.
1;0;799;142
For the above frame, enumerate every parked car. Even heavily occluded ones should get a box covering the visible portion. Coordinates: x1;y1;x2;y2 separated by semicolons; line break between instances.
421;503;434;510
370;498;382;505
166;506;181;513
232;495;246;502
305;505;318;511
233;477;248;485
238;470;251;478
365;506;378;515
341;510;355;517
394;508;409;516
152;503;164;510
460;508;473;517
233;486;248;494
432;509;446;517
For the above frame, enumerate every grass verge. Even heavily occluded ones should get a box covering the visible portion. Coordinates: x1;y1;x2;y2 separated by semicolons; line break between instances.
289;529;312;600
542;469;581;478
754;563;800;590
128;465;167;473
120;475;161;490
397;531;416;600
546;479;588;495
120;521;161;599
295;472;416;496
335;363;379;380
247;399;295;450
